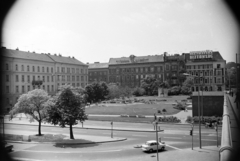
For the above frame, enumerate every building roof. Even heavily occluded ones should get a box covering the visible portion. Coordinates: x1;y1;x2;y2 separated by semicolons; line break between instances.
109;54;164;65
1;47;87;66
47;54;87;66
88;62;109;69
185;51;225;62
1;48;53;62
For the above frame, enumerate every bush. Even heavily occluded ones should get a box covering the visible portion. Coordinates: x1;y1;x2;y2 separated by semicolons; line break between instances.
132;87;145;96
173;102;186;110
192;116;222;124
168;86;181;96
180;86;192;95
158;116;181;123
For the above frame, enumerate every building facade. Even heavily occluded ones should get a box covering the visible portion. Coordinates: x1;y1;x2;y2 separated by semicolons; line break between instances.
88;62;109;84
108;54;165;87
185;50;226;91
1;47;88;113
164;52;186;86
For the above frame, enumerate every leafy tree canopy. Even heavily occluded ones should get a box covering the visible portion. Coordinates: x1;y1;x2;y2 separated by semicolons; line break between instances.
45;85;88;139
10;89;50;135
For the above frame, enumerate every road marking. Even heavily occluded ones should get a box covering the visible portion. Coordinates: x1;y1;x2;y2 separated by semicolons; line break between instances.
163;137;182;139
132;134;146;137
165;144;182;150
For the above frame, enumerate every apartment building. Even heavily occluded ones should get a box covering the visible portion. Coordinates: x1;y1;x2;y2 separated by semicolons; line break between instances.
1;47;88;113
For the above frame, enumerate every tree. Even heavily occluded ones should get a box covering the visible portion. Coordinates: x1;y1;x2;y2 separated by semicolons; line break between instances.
140;76;161;96
9;89;50;136
183;79;194;88
159;81;170;96
85;82;109;103
46;85;87;139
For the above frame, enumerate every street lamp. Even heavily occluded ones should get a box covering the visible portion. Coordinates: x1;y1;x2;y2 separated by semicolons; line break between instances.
183;73;202;149
110;122;113;138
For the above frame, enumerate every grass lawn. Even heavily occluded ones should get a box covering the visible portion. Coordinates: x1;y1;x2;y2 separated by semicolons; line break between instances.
86;95;189;116
88;115;154;123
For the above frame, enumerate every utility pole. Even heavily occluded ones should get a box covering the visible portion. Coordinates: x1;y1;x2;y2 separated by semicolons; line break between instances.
111;122;113;138
155;122;159;161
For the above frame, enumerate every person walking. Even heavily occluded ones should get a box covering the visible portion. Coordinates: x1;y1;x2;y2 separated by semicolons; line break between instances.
234;90;240;109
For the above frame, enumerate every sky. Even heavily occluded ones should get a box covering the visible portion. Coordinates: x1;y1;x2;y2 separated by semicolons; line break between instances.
2;0;239;64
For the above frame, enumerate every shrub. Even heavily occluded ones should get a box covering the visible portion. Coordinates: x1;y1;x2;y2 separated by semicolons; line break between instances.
132;87;145;96
158;116;181;123
168;86;181;96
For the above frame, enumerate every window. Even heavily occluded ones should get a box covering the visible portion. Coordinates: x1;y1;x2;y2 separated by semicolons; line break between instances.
62;75;65;81
52;76;54;82
51;67;53;73
22;86;25;93
81;76;84;81
33;76;35;81
22;65;24;71
72;76;75;81
57;75;60;81
6;86;9;93
42;67;45;72
62;67;65;73
47;85;50;91
47;76;49;82
145;67;148;72
38;66;40;72
16;64;18;71
217;64;221;68
72;83;75;87
6;75;9;82
47;67;49;73
217;78;221;83
16;75;19;82
72;68;75;73
77;68;79;74
28;85;30;91
6;63;9;70
27;75;30;82
43;85;45;90
43;76;45;82
32;66;35;72
22;75;25;82
52;85;54;91
150;67;154;72
27;65;29;71
16;86;19;93
77;76;79;81
57;67;59;73
166;65;169;71
81;69;83;74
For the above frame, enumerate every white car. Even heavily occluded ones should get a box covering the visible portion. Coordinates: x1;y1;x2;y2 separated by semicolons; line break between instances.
141;140;165;152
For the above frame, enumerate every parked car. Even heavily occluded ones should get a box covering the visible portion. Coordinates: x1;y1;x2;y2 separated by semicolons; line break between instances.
141;140;165;152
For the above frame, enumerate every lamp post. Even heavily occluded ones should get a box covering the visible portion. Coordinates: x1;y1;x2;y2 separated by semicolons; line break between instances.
111;122;113;138
155;121;159;161
183;73;202;148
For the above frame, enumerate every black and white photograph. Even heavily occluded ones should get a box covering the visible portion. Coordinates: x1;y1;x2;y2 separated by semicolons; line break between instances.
0;0;239;161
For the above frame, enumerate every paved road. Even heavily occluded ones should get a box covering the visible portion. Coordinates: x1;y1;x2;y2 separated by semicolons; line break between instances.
6;124;221;161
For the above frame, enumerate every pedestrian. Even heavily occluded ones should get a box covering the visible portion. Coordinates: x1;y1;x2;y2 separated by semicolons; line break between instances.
234;90;240;109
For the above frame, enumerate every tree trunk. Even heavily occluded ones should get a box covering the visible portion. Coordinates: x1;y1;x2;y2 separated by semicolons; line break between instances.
38;121;42;136
70;124;74;139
